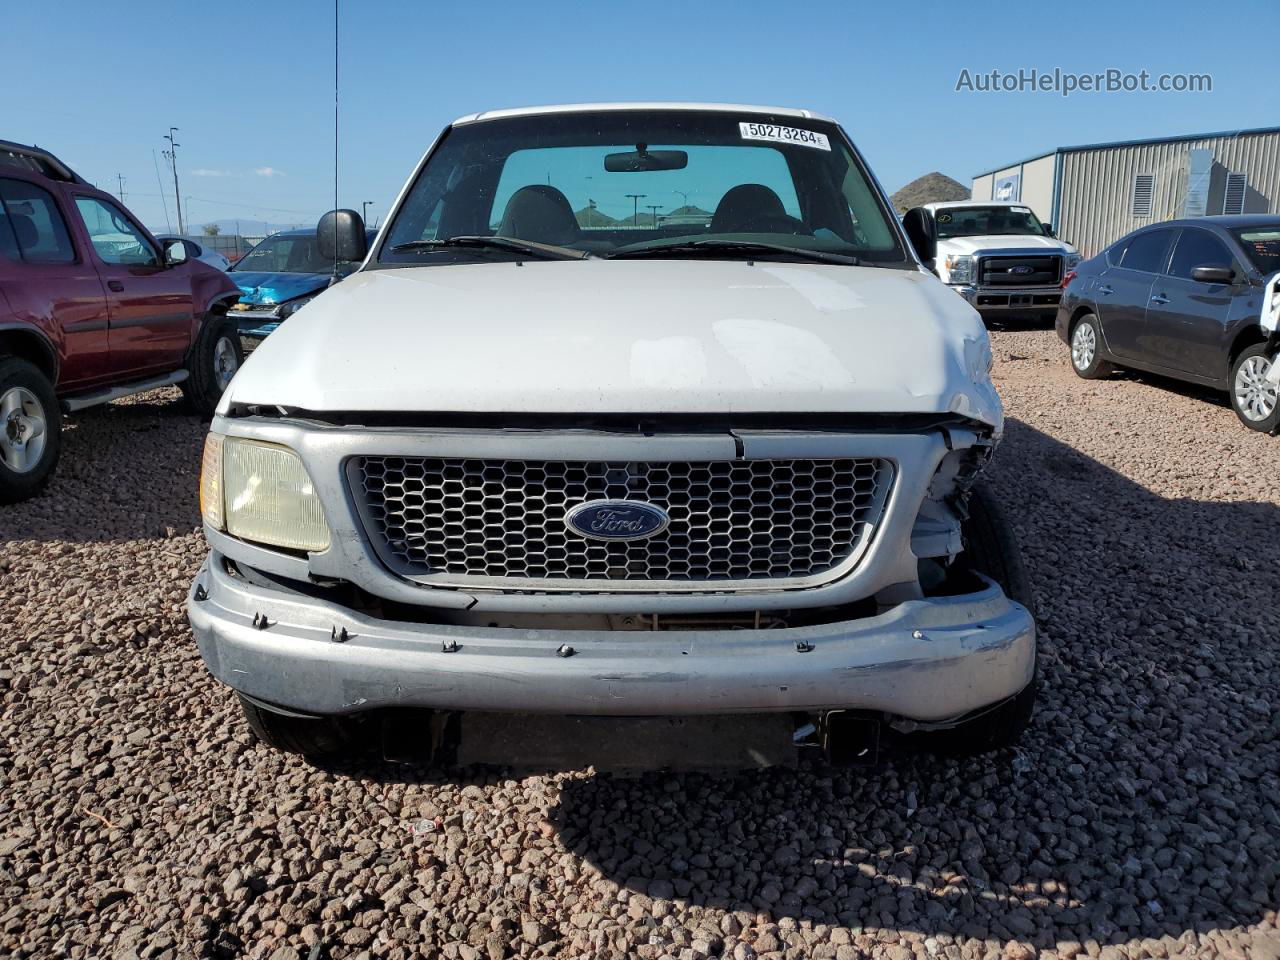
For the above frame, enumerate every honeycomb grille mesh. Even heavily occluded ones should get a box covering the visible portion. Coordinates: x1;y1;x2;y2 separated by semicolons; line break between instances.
352;457;889;585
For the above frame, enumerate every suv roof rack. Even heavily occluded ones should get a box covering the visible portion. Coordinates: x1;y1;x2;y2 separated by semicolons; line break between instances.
0;140;85;184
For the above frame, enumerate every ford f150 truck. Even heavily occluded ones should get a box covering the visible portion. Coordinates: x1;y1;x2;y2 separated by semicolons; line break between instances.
0;140;243;503
187;103;1037;764
903;201;1081;322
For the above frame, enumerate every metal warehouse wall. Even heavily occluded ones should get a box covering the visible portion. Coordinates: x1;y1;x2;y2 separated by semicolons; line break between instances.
968;154;1056;223
1057;130;1280;257
1019;155;1056;225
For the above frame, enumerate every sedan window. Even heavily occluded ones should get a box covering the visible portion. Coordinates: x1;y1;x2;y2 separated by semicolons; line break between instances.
1169;229;1234;280
1118;228;1174;274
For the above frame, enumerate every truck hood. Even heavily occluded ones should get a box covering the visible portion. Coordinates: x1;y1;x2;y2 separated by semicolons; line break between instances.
220;259;1001;428
937;234;1077;256
228;271;329;306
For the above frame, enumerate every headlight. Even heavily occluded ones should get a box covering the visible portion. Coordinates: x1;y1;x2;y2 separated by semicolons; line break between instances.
1064;253;1082;272
944;255;974;284
199;435;331;552
277;296;314;319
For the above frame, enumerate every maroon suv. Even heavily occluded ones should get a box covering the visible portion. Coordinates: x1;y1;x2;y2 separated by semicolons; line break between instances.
0;140;243;503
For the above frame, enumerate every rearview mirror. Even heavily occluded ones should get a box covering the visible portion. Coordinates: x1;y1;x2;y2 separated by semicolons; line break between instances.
900;207;936;264
1191;264;1234;284
163;239;188;266
604;149;688;173
316;208;368;262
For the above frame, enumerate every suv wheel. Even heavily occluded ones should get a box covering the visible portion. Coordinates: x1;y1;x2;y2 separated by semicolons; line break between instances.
1069;313;1115;379
906;484;1037;757
0;357;61;504
238;694;354;759
1229;343;1279;433
182;315;243;416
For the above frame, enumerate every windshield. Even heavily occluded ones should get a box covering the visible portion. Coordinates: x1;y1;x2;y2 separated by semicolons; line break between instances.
935;205;1047;239
377;110;906;266
233;233;360;274
1233;227;1280;275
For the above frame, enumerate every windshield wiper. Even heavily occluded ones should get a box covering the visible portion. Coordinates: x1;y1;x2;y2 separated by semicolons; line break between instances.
389;235;593;260
607;239;859;266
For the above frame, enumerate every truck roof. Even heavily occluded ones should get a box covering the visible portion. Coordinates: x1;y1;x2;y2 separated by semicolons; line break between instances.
923;200;1028;212
452;102;836;126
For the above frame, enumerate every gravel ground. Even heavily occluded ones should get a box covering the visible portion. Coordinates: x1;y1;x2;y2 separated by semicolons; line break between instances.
2;329;1278;960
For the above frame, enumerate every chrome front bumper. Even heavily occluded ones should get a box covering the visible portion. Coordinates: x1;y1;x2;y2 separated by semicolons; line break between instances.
188;551;1036;721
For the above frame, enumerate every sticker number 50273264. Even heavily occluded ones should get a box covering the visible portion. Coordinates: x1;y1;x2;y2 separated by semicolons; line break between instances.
738;122;831;151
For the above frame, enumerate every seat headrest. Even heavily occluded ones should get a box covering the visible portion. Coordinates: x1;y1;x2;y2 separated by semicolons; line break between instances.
711;184;786;233
10;213;38;249
498;185;580;246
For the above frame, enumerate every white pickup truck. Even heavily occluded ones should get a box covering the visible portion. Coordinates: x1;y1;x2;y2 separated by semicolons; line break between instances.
904;201;1081;322
187;103;1037;765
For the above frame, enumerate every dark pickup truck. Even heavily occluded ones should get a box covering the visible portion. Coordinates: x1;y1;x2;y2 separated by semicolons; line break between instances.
0;140;243;503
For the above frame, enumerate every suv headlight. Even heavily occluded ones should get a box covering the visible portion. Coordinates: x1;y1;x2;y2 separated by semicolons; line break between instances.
1063;253;1082;272
944;255;974;284
199;434;331;552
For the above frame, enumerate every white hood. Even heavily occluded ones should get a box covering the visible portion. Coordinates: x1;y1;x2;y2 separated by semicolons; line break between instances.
938;234;1077;256
221;259;1001;428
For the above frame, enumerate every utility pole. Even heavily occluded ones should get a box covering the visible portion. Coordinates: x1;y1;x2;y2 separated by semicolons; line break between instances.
115;174;126;202
625;193;646;227
162;127;184;234
362;200;374;224
646;204;661;227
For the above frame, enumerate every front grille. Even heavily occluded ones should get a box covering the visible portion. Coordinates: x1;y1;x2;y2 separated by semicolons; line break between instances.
350;457;892;588
978;254;1062;286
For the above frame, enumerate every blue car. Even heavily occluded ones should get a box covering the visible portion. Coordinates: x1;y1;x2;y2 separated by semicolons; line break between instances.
227;227;375;338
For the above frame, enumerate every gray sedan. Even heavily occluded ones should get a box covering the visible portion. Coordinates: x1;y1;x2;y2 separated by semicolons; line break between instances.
1057;215;1280;432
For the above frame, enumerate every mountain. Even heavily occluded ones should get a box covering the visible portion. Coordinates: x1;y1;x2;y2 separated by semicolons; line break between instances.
890;173;970;214
575;206;618;227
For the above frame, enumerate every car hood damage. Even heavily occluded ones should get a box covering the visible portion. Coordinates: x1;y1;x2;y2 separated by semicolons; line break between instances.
219;259;1002;428
228;271;330;307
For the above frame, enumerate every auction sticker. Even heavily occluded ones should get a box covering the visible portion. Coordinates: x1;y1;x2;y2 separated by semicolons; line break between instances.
739;122;830;151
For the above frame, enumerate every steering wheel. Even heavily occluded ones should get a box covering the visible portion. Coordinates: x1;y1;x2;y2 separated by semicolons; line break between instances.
728;212;809;236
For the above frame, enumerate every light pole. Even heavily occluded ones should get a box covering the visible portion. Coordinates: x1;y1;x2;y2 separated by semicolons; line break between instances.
362;201;374;224
673;190;690;209
625;193;646;227
646;204;662;227
162;127;183;234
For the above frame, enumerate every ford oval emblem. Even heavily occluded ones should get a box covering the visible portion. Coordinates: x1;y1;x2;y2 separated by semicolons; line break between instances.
1012;265;1034;275
565;500;670;541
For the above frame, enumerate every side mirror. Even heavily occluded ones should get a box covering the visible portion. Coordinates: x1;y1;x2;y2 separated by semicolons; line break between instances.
163;239;188;266
1043;223;1055;238
901;208;936;263
1191;264;1234;284
316;209;368;262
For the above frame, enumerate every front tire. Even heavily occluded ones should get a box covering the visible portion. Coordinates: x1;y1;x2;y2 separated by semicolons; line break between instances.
0;357;61;504
182;316;243;416
1229;343;1279;433
237;694;354;759
1069;313;1115;379
908;484;1037;756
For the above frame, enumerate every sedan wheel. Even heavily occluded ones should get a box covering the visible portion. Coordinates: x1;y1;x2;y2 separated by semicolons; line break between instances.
1068;314;1114;380
1230;344;1280;433
1071;322;1095;370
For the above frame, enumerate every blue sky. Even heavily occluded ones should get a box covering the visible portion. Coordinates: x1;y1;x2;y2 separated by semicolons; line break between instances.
3;0;1273;234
